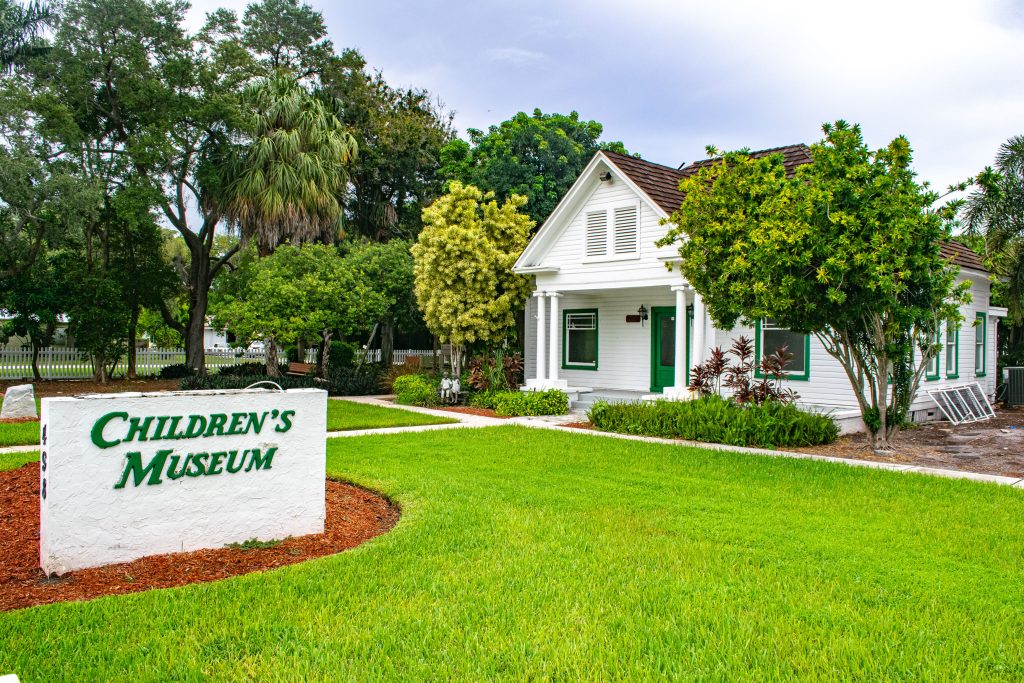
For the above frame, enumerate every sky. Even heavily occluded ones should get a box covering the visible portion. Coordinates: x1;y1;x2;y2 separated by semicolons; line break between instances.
189;0;1024;191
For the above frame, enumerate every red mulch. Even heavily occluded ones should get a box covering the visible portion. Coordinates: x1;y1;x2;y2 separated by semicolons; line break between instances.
561;421;596;430
1;378;181;399
436;406;509;419
0;417;36;424
0;464;399;612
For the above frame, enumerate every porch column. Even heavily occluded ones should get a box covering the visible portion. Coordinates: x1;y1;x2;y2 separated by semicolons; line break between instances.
547;292;563;388
534;291;547;384
692;291;707;366
670;285;688;395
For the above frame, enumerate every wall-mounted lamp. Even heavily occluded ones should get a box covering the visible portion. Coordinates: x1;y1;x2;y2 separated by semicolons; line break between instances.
598;171;612;182
638;304;648;327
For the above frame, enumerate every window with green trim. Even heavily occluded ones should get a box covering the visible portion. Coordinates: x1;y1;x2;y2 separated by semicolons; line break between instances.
975;312;987;377
925;328;940;381
563;309;598;370
945;322;959;379
755;319;810;381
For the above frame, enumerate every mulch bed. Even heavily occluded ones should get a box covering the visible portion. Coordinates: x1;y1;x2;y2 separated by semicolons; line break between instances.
1;378;181;399
434;406;509;419
0;464;400;612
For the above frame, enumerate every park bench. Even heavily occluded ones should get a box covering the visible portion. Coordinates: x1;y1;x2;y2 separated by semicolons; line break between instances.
285;361;315;377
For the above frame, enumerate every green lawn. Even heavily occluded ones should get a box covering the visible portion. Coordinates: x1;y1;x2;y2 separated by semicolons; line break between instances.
0;397;451;447
326;399;455;431
2;426;1023;680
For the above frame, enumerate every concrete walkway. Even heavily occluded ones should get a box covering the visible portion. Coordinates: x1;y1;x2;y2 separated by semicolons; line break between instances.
5;396;1022;489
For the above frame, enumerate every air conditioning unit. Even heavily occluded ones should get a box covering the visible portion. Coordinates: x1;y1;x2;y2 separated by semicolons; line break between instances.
1005;367;1024;407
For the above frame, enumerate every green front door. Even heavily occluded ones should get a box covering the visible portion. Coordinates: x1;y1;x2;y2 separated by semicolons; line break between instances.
650;306;692;393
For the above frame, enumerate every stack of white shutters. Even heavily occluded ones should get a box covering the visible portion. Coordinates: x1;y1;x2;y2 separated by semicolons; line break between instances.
613;205;638;254
585;210;607;257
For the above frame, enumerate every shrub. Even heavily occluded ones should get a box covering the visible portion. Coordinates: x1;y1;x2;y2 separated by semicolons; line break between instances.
327;363;381;396
216;361;267;377
379;362;424;393
180;374;322;392
392;374;437;406
587;395;838;448
468;389;501;410
328;341;356;369
158;363;192;379
493;389;568;417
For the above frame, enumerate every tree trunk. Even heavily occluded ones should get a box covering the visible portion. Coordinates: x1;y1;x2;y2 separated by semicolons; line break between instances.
184;247;213;376
320;331;332;378
381;317;394;368
432;335;440;374
127;307;139;380
31;339;41;381
265;338;279;378
296;338;305;364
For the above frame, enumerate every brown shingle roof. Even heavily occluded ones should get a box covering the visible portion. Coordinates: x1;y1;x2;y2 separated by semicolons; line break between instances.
603;146;988;274
940;241;988;273
602;145;811;215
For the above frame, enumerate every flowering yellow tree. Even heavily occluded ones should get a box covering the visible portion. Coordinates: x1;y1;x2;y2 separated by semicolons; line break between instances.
412;182;533;375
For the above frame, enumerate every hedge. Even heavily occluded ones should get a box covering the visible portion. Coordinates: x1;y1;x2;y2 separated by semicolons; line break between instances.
587;395;838;448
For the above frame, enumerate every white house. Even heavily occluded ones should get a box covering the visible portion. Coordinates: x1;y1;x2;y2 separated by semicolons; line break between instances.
513;146;1005;431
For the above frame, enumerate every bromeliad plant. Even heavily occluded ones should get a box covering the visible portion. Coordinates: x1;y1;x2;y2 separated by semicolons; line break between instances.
689;336;798;405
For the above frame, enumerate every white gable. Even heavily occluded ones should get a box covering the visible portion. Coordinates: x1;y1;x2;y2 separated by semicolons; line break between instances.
514;153;685;292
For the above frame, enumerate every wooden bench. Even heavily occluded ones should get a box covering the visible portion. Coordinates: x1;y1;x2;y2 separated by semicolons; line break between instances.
285;361;315;377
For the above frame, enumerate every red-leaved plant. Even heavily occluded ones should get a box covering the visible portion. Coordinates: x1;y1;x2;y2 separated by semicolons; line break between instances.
688;336;798;405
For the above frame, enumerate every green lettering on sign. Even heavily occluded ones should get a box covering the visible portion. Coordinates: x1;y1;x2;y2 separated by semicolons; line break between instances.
92;412;128;449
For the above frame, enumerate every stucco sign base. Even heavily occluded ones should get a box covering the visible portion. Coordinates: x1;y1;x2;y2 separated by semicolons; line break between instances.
39;388;327;575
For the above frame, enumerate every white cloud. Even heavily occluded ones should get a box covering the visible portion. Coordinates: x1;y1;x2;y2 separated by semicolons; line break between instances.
485;47;548;66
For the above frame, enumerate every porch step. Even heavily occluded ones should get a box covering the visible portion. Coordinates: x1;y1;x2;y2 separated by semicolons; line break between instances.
571;390;651;412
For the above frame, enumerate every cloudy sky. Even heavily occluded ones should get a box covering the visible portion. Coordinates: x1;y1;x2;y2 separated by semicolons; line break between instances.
191;0;1024;190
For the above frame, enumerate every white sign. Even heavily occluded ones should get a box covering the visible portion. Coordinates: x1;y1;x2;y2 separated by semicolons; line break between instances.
39;388;327;575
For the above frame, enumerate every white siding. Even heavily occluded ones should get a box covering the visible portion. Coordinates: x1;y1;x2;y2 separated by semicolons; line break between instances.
533;178;681;293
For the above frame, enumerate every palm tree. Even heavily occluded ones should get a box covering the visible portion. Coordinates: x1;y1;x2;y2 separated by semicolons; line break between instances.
224;73;358;254
1;0;51;73
964;135;1024;324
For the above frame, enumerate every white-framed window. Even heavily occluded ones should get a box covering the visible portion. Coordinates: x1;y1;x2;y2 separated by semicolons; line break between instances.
945;322;959;379
926;327;940;381
583;204;639;258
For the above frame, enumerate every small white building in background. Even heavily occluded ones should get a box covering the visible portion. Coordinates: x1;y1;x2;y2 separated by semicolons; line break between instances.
513;146;1005;432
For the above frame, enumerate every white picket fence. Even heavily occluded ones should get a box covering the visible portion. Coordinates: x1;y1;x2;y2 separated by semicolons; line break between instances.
0;346;310;380
359;348;435;365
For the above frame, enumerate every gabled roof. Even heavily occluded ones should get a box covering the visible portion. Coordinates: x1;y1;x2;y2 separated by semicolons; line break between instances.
602;144;812;215
603;147;988;274
940;241;988;273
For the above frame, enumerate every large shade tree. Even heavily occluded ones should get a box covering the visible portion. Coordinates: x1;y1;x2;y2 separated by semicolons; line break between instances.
412;182;534;376
659;122;969;451
440;109;628;226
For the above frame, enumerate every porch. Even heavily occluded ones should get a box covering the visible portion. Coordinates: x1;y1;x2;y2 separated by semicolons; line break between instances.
522;284;710;398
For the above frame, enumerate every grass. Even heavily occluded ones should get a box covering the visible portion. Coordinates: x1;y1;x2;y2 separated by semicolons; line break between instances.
2;426;1024;680
326;399;455;431
0;450;38;471
0;396;452;447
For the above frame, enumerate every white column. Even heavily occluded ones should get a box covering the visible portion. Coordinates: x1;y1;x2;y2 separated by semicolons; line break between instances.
533;291;547;386
665;286;688;398
692;291;707;367
547;292;566;389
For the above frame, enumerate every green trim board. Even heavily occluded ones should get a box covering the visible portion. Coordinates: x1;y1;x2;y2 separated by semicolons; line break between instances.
649;305;692;393
562;308;599;370
754;319;811;381
945;322;959;379
975;312;987;377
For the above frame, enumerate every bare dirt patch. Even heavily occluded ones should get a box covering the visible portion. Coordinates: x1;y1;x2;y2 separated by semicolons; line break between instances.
0;463;399;612
786;408;1024;478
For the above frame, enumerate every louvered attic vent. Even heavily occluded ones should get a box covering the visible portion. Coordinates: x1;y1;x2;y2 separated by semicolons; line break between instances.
585;210;607;257
613;206;638;254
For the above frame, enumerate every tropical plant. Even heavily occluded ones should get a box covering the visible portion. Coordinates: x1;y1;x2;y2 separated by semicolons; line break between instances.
0;0;51;72
690;337;798;405
224;73;358;254
658;121;969;451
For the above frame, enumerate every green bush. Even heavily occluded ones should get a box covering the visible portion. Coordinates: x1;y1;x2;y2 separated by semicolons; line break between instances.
392;374;437;406
158;363;192;379
493;389;568;417
180;374;322;392
216;361;267;377
328;340;356;369
467;389;501;409
327;363;381;396
587;395;838;448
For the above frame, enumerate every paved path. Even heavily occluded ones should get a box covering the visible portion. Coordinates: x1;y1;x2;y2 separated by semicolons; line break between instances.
5;396;1022;489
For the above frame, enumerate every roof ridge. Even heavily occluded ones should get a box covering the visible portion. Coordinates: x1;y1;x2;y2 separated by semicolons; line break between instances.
601;149;686;175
